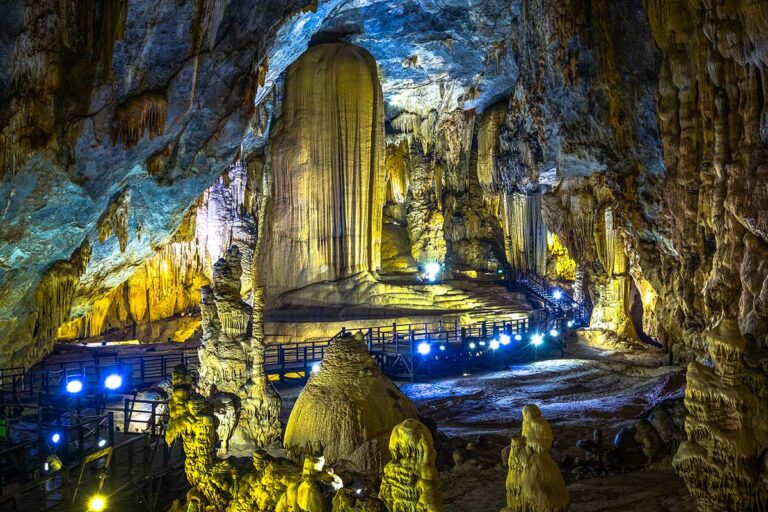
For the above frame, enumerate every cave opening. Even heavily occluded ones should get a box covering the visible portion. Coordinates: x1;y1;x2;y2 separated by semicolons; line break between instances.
2;1;767;511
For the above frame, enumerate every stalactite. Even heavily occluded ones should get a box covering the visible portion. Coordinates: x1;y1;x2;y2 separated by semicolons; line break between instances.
97;189;131;253
406;141;447;266
111;92;168;149
386;139;410;204
477;102;506;192
263;43;386;299
502;193;547;275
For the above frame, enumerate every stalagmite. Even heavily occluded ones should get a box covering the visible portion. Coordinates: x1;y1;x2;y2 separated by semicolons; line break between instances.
501;405;570;512
262;43;386;299
672;319;765;511
378;419;443;512
406;141;447;267
285;332;418;473
197;245;281;452
501;194;547;275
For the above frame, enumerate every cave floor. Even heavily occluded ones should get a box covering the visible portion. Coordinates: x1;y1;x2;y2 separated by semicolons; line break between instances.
280;338;695;512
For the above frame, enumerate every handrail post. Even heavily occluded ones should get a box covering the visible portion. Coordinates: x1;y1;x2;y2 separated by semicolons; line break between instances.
367;328;373;352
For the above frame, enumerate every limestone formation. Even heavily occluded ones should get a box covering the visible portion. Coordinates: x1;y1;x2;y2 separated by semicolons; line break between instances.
262;42;386;299
378;419;443;512
502;194;547;275
285;332;418;473
673;319;765;511
198;246;281;453
501;405;570;512
276;456;344;512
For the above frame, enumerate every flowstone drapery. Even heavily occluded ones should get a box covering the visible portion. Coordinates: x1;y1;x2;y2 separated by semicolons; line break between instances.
378;419;444;512
672;319;766;511
197;246;281;453
501;405;570;512
285;332;418;473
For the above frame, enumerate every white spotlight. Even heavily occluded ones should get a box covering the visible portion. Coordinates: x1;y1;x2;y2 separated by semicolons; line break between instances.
98;439;107;448
514;334;522;342
531;334;544;346
549;329;559;337
311;363;321;374
66;379;83;394
104;374;122;390
439;345;446;351
567;320;574;328
469;342;476;350
553;290;563;300
423;262;441;283
51;433;61;444
499;334;511;346
489;339;500;350
417;342;431;355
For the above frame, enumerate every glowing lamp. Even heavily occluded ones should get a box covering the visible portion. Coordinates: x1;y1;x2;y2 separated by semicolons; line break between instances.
356;489;363;495
479;341;486;346
531;334;544;346
51;433;61;444
44;462;49;472
439;345;446;351
417;342;431;355
549;329;559;337
469;342;476;350
567;320;574;328
499;334;511;345
311;363;320;374
423;262;441;283
88;495;107;512
514;334;522;342
489;339;500;350
98;439;107;448
553;290;563;300
104;374;122;390
66;379;83;394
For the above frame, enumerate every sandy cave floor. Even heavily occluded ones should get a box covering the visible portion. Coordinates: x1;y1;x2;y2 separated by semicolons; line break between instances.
279;339;695;512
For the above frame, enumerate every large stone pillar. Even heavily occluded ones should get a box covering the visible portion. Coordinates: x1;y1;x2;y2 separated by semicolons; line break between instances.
263;43;385;298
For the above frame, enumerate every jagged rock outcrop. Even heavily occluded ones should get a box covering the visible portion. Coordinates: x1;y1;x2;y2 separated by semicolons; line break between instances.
198;246;281;453
285;332;418;473
501;405;570;512
262;42;386;300
378;418;444;512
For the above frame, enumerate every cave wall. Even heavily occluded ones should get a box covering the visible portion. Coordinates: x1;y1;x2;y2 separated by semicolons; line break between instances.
0;0;308;367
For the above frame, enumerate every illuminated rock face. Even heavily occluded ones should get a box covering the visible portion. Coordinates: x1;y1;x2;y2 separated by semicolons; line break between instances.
672;319;765;511
502;405;570;512
285;332;418;473
378;418;443;512
262;43;385;299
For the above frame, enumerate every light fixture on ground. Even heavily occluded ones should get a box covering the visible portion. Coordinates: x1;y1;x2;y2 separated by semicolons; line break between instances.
66;379;83;394
514;334;522;341
439;345;446;351
489;339;500;350
104;374;122;391
499;334;511;345
51;432;61;444
98;439;107;448
423;262;441;283
549;329;559;337
531;333;544;346
469;342;476;349
311;362;320;373
567;320;574;328
553;289;563;300
417;342;431;355
88;494;107;512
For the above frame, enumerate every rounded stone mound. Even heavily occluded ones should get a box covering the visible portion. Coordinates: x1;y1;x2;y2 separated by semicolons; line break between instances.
284;332;418;473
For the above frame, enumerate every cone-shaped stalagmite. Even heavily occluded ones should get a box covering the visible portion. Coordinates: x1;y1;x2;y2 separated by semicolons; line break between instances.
263;43;386;299
284;332;418;473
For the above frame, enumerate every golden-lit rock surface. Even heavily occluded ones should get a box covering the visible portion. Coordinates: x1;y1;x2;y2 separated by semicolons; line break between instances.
501;405;570;512
285;332;418;473
262;43;386;299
